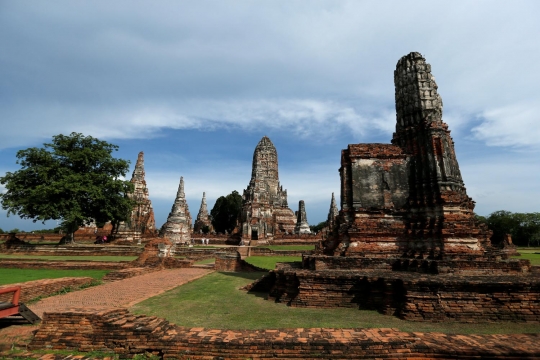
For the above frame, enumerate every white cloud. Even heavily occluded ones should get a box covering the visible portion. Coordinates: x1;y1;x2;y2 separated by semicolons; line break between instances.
471;103;540;148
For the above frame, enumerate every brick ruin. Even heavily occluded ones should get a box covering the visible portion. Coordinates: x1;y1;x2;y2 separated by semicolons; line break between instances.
238;136;296;243
294;200;311;234
115;152;157;243
28;308;540;359
323;192;339;234
260;52;540;322
159;176;192;244
193;192;213;234
323;52;492;262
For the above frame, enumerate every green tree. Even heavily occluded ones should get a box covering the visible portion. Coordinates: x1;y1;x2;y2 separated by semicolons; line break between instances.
210;190;242;234
310;221;327;233
0;133;134;243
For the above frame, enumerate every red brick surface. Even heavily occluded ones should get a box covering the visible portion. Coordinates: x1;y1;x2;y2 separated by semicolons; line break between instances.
29;307;540;359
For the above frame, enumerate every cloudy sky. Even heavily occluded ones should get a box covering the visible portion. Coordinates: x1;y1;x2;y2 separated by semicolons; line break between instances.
1;1;539;231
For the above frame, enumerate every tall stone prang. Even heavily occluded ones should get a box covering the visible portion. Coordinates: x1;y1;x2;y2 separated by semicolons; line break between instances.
115;151;156;242
160;177;192;244
294;200;311;234
322;52;490;259
327;192;339;231
193;192;213;233
239;136;296;242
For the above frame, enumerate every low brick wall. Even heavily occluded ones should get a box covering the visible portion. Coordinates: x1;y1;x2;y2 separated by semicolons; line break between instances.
1;244;142;257
267;266;540;322
268;238;320;246
0;259;128;270
29;308;540;359
304;255;531;274
0;277;95;303
214;252;266;272
250;247;313;257
102;267;157;281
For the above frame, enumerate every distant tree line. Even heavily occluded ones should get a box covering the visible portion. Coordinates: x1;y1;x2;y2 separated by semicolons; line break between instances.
477;211;540;247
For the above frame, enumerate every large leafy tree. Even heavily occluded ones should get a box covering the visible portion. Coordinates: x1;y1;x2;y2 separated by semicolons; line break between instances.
0;133;134;243
485;210;540;247
210;190;242;234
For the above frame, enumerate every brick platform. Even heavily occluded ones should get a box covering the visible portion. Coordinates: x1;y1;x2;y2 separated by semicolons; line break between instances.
29;308;540;359
263;264;540;322
0;259;129;270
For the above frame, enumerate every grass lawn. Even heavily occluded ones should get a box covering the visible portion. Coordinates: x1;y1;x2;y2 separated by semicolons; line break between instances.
0;268;110;285
262;245;315;251
512;252;540;265
244;256;301;270
131;272;540;334
0;254;137;262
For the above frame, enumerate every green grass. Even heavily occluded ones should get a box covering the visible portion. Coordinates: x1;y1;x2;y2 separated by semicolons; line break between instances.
131;272;540;334
513;252;540;265
244;256;301;270
0;254;137;261
262;245;315;251
0;268;110;285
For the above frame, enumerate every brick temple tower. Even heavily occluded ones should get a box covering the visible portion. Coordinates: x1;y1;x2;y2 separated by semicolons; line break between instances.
193;192;213;233
115;151;156;242
323;52;490;259
160;176;192;244
239;136;296;243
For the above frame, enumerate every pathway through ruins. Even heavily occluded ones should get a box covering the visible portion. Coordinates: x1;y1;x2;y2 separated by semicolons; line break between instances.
0;268;212;352
29;268;212;317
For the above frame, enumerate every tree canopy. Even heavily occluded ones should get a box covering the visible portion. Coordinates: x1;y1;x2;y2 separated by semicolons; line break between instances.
484;210;540;247
0;133;134;242
210;190;242;234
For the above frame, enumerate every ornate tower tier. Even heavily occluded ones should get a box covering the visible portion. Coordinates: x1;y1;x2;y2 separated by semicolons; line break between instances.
193;192;213;233
115;151;156;243
160;177;192;244
239;136;296;242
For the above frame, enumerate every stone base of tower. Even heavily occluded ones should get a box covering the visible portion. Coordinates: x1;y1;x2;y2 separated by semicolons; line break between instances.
261;263;540;322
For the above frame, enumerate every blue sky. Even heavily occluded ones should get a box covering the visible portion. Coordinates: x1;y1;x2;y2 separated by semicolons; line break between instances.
1;1;539;231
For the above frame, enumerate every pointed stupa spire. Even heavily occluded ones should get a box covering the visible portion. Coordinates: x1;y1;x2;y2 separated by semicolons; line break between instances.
294;200;311;234
160;176;191;244
177;176;185;199
327;192;339;229
194;191;212;233
131;151;145;183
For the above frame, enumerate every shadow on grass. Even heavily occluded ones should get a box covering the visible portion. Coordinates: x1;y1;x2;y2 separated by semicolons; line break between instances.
217;271;268;281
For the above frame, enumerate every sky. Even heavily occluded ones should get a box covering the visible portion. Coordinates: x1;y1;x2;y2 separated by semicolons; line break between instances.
1;1;539;232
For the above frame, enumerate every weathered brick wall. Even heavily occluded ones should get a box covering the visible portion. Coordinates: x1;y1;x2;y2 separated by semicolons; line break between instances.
214;252;266;272
29;308;540;359
267;267;540;322
0;259;128;270
0;277;95;303
102;268;157;281
1;244;142;256
250;247;313;257
304;255;530;274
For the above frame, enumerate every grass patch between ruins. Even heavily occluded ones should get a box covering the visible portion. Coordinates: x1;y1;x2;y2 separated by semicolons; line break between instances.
195;258;215;265
131;271;540;334
244;256;301;269
0;268;110;285
0;254;137;262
